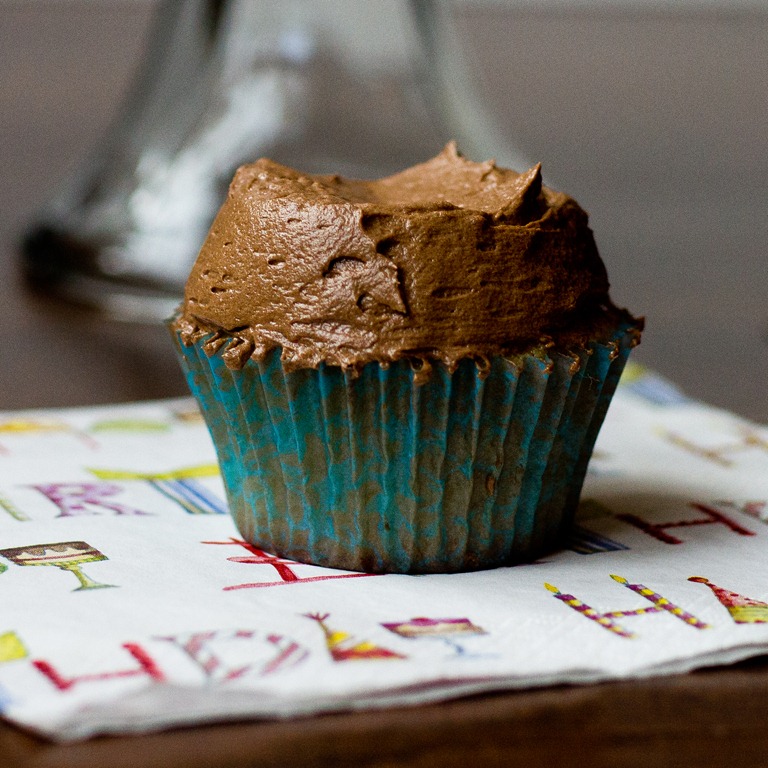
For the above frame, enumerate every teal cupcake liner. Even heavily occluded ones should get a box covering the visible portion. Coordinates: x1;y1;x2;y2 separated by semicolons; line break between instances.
172;323;637;574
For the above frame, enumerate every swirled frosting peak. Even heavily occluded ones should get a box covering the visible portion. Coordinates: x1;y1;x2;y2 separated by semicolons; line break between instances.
174;143;634;379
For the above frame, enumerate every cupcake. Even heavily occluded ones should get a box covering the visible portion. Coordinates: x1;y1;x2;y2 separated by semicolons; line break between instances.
171;143;642;574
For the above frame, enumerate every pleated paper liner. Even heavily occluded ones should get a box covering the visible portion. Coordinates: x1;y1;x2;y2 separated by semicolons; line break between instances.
173;323;638;574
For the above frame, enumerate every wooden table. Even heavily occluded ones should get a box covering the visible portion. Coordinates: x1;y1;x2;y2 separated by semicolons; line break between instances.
2;3;767;765
3;658;768;768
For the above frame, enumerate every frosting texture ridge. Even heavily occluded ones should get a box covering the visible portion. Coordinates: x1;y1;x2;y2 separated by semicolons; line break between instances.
174;143;636;378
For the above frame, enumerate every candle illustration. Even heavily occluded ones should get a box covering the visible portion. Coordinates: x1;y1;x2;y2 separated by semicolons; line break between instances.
89;419;170;433
545;575;709;638
305;613;405;662
0;541;116;591
0;632;27;664
0;492;29;522
545;582;638;638
610;575;710;629
688;577;768;624
0;419;98;452
87;463;219;481
149;479;227;516
381;617;487;657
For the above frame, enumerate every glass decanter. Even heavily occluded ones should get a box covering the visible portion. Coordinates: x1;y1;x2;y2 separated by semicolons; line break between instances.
22;0;524;322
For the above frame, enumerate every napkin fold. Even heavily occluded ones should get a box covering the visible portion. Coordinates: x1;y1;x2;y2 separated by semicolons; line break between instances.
1;364;767;741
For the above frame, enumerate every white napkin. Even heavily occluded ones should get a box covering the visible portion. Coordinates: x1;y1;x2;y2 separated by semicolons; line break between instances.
1;364;767;741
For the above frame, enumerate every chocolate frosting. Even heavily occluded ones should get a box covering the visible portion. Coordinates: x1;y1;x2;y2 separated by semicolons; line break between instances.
174;143;639;381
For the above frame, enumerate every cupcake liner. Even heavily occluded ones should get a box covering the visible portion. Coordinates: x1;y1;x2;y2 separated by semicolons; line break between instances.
173;323;637;574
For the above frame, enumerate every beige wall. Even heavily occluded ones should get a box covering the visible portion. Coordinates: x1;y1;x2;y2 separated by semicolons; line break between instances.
1;1;766;419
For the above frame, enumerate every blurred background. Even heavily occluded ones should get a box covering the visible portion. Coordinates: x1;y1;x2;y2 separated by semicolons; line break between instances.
1;0;766;421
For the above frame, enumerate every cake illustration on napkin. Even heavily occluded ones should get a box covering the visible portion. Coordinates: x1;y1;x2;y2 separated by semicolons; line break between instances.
171;143;642;573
